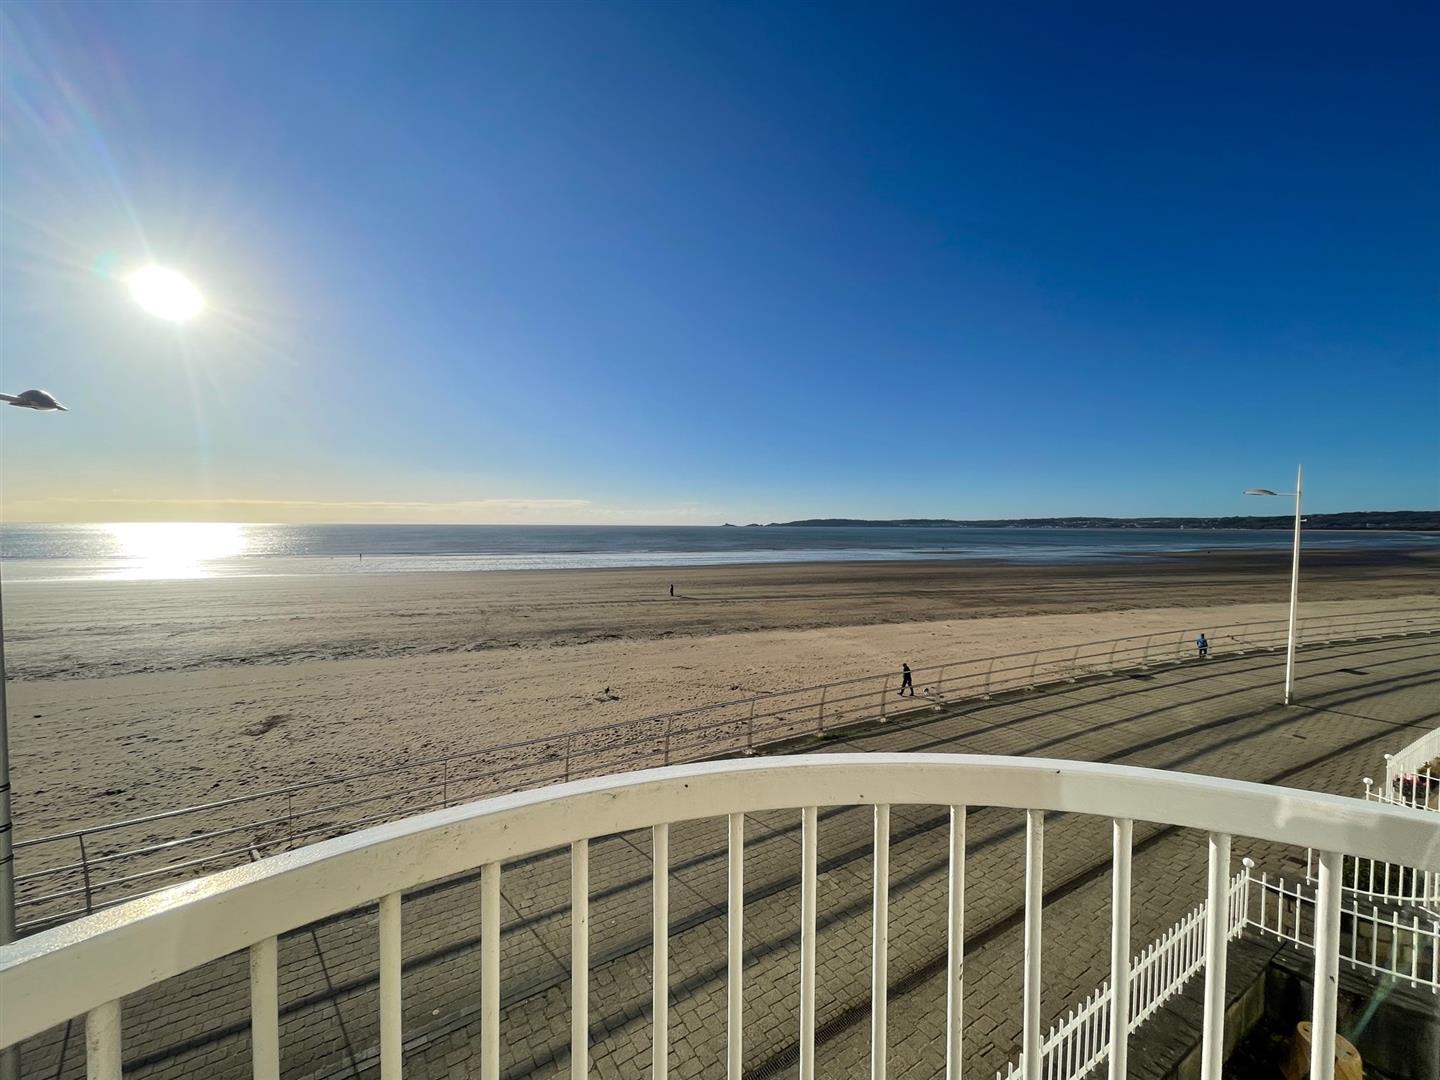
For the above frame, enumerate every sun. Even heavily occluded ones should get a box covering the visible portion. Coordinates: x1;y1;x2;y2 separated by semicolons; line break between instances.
126;265;205;322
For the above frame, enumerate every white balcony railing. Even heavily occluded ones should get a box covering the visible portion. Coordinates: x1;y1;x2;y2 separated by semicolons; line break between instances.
2;755;1438;1080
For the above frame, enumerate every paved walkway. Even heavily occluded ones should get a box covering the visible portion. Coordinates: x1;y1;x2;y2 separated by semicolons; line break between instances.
18;632;1440;1080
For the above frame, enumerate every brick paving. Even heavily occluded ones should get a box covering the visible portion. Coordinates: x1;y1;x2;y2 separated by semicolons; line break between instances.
16;632;1440;1080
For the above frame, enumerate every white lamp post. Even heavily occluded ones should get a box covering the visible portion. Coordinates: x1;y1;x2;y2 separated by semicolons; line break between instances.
1244;464;1304;704
0;393;66;945
0;264;200;1080
0;389;69;1080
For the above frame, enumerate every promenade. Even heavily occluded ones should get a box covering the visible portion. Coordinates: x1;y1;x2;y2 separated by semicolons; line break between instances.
20;631;1439;1080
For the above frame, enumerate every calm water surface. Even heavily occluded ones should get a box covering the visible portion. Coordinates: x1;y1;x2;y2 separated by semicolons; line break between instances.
1;523;1434;583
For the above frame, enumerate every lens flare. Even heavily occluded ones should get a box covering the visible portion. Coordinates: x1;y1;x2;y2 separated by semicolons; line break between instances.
126;265;204;321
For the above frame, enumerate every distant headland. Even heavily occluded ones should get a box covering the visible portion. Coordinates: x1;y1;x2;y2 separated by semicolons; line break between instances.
721;511;1439;531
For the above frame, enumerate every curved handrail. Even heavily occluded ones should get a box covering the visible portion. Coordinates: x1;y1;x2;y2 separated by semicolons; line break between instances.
2;753;1437;1049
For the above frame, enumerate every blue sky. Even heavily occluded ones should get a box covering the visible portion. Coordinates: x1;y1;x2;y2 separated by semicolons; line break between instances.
2;1;1436;523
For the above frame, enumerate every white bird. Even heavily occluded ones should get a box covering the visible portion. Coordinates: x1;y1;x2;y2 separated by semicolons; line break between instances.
1;389;66;411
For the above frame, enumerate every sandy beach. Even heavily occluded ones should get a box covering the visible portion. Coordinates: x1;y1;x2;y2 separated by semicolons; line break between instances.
6;547;1437;838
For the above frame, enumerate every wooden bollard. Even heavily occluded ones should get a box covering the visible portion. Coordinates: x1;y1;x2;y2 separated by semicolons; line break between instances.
1283;1021;1362;1080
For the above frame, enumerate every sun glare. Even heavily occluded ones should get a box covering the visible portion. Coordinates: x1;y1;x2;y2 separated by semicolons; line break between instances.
126;265;205;322
106;522;247;580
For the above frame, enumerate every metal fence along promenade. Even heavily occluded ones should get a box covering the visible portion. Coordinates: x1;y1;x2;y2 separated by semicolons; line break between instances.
12;605;1440;933
3;756;1438;1080
997;851;1440;1080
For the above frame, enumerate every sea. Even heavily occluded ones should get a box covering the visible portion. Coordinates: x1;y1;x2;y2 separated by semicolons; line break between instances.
1;523;1435;584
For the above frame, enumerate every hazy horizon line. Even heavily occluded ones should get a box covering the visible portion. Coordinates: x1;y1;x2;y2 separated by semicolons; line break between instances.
3;511;1437;530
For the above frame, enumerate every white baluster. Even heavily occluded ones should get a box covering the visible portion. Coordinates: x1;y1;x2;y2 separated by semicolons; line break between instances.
1431;920;1438;993
1022;810;1044;1080
1309;852;1342;1080
1411;915;1421;988
653;824;669;1080
86;1000;121;1080
572;839;589;1079
872;804;890;1080
946;805;967;1080
250;937;280;1080
728;813;744;1080
1108;818;1132;1080
380;892;402;1079
800;806;818;1080
481;862;501;1080
1200;833;1231;1080
1370;905;1378;970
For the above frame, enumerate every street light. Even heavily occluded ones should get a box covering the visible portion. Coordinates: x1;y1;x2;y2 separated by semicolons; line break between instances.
1;389;66;411
0;263;196;1078
0;390;67;1080
1245;465;1304;705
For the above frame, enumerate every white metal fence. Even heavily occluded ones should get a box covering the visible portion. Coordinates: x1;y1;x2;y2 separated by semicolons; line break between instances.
3;755;1438;1080
1384;725;1440;793
997;847;1440;1080
995;870;1248;1080
14;605;1438;934
1305;839;1440;914
1377;764;1439;813
1248;867;1440;993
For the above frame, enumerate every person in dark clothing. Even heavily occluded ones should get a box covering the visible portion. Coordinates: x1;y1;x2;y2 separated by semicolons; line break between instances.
1196;633;1209;659
669;583;674;597
898;663;914;696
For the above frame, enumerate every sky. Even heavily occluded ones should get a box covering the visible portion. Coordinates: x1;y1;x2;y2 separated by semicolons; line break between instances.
1;1;1437;524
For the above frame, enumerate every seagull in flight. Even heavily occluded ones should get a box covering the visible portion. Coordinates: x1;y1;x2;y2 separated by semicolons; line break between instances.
1;389;66;411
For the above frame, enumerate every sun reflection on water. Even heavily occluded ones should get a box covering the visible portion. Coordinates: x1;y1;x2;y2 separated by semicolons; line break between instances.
104;522;249;580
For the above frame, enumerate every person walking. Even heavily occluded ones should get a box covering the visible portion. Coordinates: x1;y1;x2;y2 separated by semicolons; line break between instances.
669;583;674;597
898;662;914;696
1196;632;1209;659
